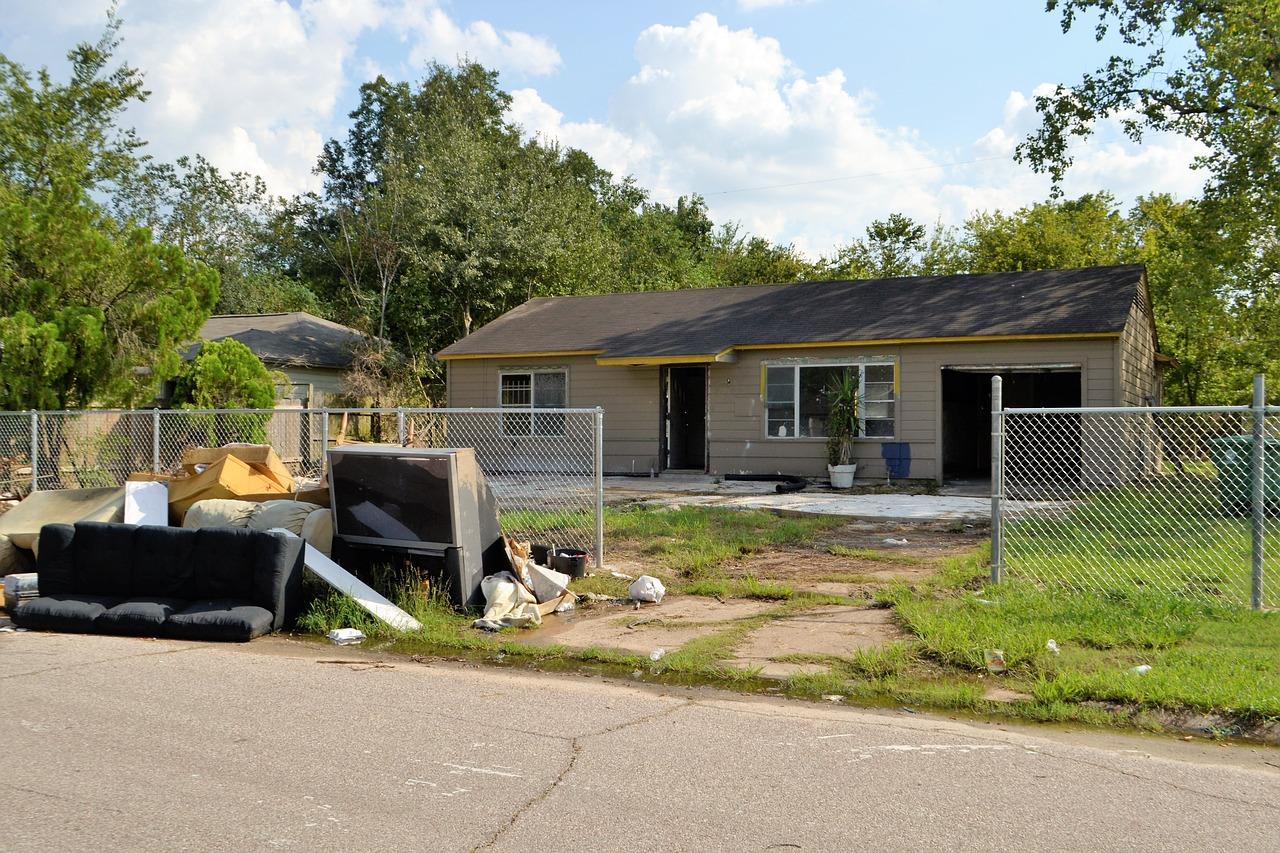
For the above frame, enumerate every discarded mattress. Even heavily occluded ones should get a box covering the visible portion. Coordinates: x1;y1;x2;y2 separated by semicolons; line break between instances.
184;498;333;556
0;487;125;575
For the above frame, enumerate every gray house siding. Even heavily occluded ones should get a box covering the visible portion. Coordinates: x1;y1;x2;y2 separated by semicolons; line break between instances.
447;337;1122;482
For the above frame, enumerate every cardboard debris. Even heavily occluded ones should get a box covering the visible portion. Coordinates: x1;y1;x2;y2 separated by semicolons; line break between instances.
166;454;290;523
180;444;295;492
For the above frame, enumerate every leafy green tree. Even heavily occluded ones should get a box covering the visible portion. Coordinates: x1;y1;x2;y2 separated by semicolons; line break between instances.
964;193;1134;272
170;338;279;445
1019;1;1280;226
705;223;815;284
117;155;321;316
0;19;218;410
822;215;965;279
172;338;277;409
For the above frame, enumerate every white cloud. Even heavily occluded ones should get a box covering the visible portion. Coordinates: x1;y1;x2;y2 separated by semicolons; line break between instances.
2;0;563;196
736;0;816;10
398;6;561;76
506;14;1204;257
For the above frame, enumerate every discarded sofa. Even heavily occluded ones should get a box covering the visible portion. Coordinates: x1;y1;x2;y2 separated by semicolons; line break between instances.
13;521;304;642
182;498;333;556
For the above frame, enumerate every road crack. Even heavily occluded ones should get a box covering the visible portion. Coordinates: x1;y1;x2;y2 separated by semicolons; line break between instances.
471;700;692;851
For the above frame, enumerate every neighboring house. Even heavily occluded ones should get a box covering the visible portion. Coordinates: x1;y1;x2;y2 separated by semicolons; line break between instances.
180;312;367;406
438;265;1163;483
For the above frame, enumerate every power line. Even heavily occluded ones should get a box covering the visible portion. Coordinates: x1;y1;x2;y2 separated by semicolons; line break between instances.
704;154;1013;196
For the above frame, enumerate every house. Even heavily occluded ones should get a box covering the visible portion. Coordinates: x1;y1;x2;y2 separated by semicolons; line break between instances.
437;264;1160;482
185;312;368;406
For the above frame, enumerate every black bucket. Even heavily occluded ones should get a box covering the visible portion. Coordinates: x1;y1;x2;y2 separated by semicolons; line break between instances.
550;548;588;578
531;544;552;566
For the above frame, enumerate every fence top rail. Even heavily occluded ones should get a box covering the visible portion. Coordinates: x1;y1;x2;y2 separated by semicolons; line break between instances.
1002;405;1273;415
0;406;604;417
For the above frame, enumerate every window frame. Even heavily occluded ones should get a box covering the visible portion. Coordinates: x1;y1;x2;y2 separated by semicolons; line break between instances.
761;358;897;441
498;368;569;437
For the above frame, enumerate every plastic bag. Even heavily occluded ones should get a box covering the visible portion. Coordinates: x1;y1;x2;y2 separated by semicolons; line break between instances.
628;575;666;603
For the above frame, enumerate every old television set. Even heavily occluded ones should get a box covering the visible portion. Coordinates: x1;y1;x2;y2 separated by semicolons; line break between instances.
327;446;506;609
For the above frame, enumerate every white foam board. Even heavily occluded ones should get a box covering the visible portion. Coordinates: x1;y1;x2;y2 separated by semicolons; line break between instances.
124;480;169;526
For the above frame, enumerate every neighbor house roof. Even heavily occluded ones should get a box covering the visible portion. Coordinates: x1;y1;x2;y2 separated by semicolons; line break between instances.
189;312;367;369
437;264;1147;364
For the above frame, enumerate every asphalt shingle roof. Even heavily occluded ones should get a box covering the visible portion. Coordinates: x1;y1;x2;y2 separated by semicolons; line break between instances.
190;312;367;368
437;264;1145;361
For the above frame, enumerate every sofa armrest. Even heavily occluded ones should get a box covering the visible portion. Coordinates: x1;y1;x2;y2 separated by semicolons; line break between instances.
33;524;77;595
299;508;333;557
253;531;306;631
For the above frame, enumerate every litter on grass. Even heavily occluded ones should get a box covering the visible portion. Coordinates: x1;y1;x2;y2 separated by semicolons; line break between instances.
1046;639;1060;655
327;628;366;645
628;575;666;603
649;648;666;662
984;649;1007;673
1131;664;1152;675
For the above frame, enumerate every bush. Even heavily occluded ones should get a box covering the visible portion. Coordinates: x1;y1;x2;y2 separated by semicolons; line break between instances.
171;338;280;444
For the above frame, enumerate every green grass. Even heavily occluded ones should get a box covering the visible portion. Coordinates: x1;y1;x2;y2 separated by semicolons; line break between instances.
827;544;928;565
297;496;1280;737
1004;477;1280;606
603;505;843;578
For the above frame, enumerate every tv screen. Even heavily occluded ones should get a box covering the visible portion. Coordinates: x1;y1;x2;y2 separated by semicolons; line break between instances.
330;451;456;547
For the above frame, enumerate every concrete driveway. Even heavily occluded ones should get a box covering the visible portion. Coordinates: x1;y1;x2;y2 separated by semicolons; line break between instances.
2;631;1278;852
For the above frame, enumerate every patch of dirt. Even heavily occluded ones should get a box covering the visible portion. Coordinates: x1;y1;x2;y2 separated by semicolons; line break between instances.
607;518;985;588
727;606;905;677
514;596;773;656
983;686;1033;704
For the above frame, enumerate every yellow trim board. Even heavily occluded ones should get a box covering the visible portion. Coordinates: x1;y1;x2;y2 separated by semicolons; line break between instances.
594;348;734;366
438;349;603;361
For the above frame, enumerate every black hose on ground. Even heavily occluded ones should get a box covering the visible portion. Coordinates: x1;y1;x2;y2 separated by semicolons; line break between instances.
724;473;808;494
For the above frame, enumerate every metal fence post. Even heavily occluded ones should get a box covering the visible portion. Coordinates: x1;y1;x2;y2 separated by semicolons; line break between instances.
396;407;406;446
29;411;38;492
1251;373;1266;610
320;409;330;477
990;375;1003;583
152;409;161;473
594;407;605;570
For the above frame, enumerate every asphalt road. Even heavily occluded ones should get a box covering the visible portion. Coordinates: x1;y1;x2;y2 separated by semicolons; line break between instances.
2;631;1277;852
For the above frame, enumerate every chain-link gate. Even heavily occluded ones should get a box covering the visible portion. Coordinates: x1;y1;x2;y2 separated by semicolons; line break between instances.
992;376;1278;609
0;407;605;566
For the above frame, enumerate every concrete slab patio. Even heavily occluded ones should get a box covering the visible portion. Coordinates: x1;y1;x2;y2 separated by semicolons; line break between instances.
727;606;905;678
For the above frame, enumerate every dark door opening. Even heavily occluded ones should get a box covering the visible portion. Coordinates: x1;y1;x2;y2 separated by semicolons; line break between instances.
663;366;707;471
942;368;1081;481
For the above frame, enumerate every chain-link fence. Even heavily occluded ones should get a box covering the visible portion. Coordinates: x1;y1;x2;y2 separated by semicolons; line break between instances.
0;406;604;565
993;383;1278;609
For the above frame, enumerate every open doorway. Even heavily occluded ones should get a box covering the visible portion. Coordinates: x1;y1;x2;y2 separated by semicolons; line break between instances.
941;366;1081;481
663;366;707;471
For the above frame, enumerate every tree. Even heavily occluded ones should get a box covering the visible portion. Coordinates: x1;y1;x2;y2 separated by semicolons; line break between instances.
964;192;1134;272
172;338;277;409
0;19;218;410
705;223;815;285
822;215;965;279
1018;2;1280;247
117;155;321;315
171;338;279;445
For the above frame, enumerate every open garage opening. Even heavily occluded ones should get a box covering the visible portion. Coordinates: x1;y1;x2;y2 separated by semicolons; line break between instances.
941;366;1082;483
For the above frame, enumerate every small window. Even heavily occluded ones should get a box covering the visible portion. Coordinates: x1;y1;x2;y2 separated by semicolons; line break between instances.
763;362;896;439
500;370;567;436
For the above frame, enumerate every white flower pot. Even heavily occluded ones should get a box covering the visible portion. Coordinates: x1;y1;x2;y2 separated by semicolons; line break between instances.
828;463;857;489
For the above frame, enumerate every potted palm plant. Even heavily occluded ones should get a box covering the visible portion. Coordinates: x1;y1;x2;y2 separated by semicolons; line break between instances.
826;371;859;488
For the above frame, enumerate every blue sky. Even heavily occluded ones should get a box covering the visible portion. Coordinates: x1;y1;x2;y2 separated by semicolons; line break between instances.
2;0;1201;256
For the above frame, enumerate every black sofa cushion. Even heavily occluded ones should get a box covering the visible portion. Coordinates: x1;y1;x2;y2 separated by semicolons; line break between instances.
95;598;186;634
165;599;274;642
34;524;77;595
131;525;198;599
193;528;259;601
72;522;136;596
16;594;123;632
